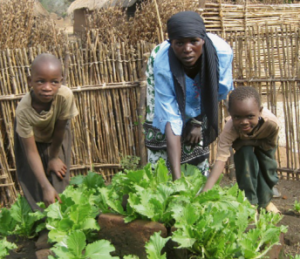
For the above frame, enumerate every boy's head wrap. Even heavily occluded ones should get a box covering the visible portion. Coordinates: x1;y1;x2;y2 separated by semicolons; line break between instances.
167;11;206;40
167;11;219;147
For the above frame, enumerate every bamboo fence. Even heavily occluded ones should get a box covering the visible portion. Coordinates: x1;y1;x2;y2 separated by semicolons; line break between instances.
203;2;300;36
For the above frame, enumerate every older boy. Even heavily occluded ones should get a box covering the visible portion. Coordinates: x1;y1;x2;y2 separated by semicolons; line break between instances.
14;53;78;211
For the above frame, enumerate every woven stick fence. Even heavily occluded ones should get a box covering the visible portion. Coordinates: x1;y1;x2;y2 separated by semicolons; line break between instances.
202;2;300;35
0;25;299;207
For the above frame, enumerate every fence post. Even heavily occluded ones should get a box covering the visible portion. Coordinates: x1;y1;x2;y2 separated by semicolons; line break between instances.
137;53;149;167
63;48;70;85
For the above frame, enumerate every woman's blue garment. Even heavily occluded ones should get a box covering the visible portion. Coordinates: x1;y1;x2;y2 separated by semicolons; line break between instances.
152;33;234;135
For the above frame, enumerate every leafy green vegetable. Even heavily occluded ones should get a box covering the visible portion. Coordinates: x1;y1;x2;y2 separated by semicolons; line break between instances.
44;185;100;243
97;159;207;226
0;195;45;238
294;200;300;212
0;237;17;259
171;185;287;259
145;231;170;259
38;171;107;244
0;208;17;237
49;230;118;259
70;171;105;190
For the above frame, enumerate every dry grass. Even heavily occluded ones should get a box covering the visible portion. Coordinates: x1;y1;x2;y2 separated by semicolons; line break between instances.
0;0;67;50
84;0;201;45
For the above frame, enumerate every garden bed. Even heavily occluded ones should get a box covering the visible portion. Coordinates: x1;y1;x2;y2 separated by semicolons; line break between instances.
97;213;285;259
4;165;299;259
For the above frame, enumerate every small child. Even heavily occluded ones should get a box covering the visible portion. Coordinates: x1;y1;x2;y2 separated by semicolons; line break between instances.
202;86;280;213
14;53;78;212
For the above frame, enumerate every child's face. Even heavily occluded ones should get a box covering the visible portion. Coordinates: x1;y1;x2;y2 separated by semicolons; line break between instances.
229;97;263;135
28;61;62;104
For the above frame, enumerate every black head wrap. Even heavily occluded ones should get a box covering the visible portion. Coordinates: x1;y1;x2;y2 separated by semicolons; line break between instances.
167;11;219;147
167;11;206;40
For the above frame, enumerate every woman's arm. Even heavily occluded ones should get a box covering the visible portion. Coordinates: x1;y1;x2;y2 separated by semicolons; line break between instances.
165;122;181;180
47;119;68;180
20;136;61;207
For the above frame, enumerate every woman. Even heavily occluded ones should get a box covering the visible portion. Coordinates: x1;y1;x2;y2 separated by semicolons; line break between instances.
144;11;233;180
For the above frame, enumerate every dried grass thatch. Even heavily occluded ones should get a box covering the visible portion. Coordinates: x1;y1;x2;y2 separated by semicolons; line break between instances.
84;0;201;44
0;0;67;50
0;0;49;17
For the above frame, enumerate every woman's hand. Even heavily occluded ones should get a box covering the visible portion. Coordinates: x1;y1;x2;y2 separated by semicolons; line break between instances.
184;124;202;144
47;157;67;180
42;185;62;207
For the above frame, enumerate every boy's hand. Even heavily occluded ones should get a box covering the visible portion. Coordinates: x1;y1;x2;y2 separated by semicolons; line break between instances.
47;158;67;180
42;185;62;207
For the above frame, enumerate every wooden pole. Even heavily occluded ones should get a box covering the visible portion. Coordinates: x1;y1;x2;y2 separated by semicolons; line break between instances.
137;53;149;167
153;0;164;43
63;48;70;86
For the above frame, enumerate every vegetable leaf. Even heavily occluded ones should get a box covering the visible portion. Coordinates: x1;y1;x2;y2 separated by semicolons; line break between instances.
8;195;44;237
85;239;118;259
0;237;17;258
0;208;17;236
67;230;86;257
145;231;170;259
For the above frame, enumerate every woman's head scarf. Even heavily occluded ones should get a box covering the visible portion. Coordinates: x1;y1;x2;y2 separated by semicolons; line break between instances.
167;11;219;147
167;11;206;40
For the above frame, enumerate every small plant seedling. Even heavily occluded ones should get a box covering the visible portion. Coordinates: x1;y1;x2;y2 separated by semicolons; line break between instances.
294;200;300;213
120;154;141;171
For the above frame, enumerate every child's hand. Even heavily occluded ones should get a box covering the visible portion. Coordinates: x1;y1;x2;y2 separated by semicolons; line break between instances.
47;158;67;180
42;185;62;207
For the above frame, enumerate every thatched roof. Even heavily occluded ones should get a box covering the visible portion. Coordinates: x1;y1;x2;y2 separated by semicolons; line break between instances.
67;0;138;14
33;0;49;17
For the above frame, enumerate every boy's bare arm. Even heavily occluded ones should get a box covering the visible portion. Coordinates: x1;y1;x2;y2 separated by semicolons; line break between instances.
20;136;61;207
202;160;226;192
48;119;68;180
